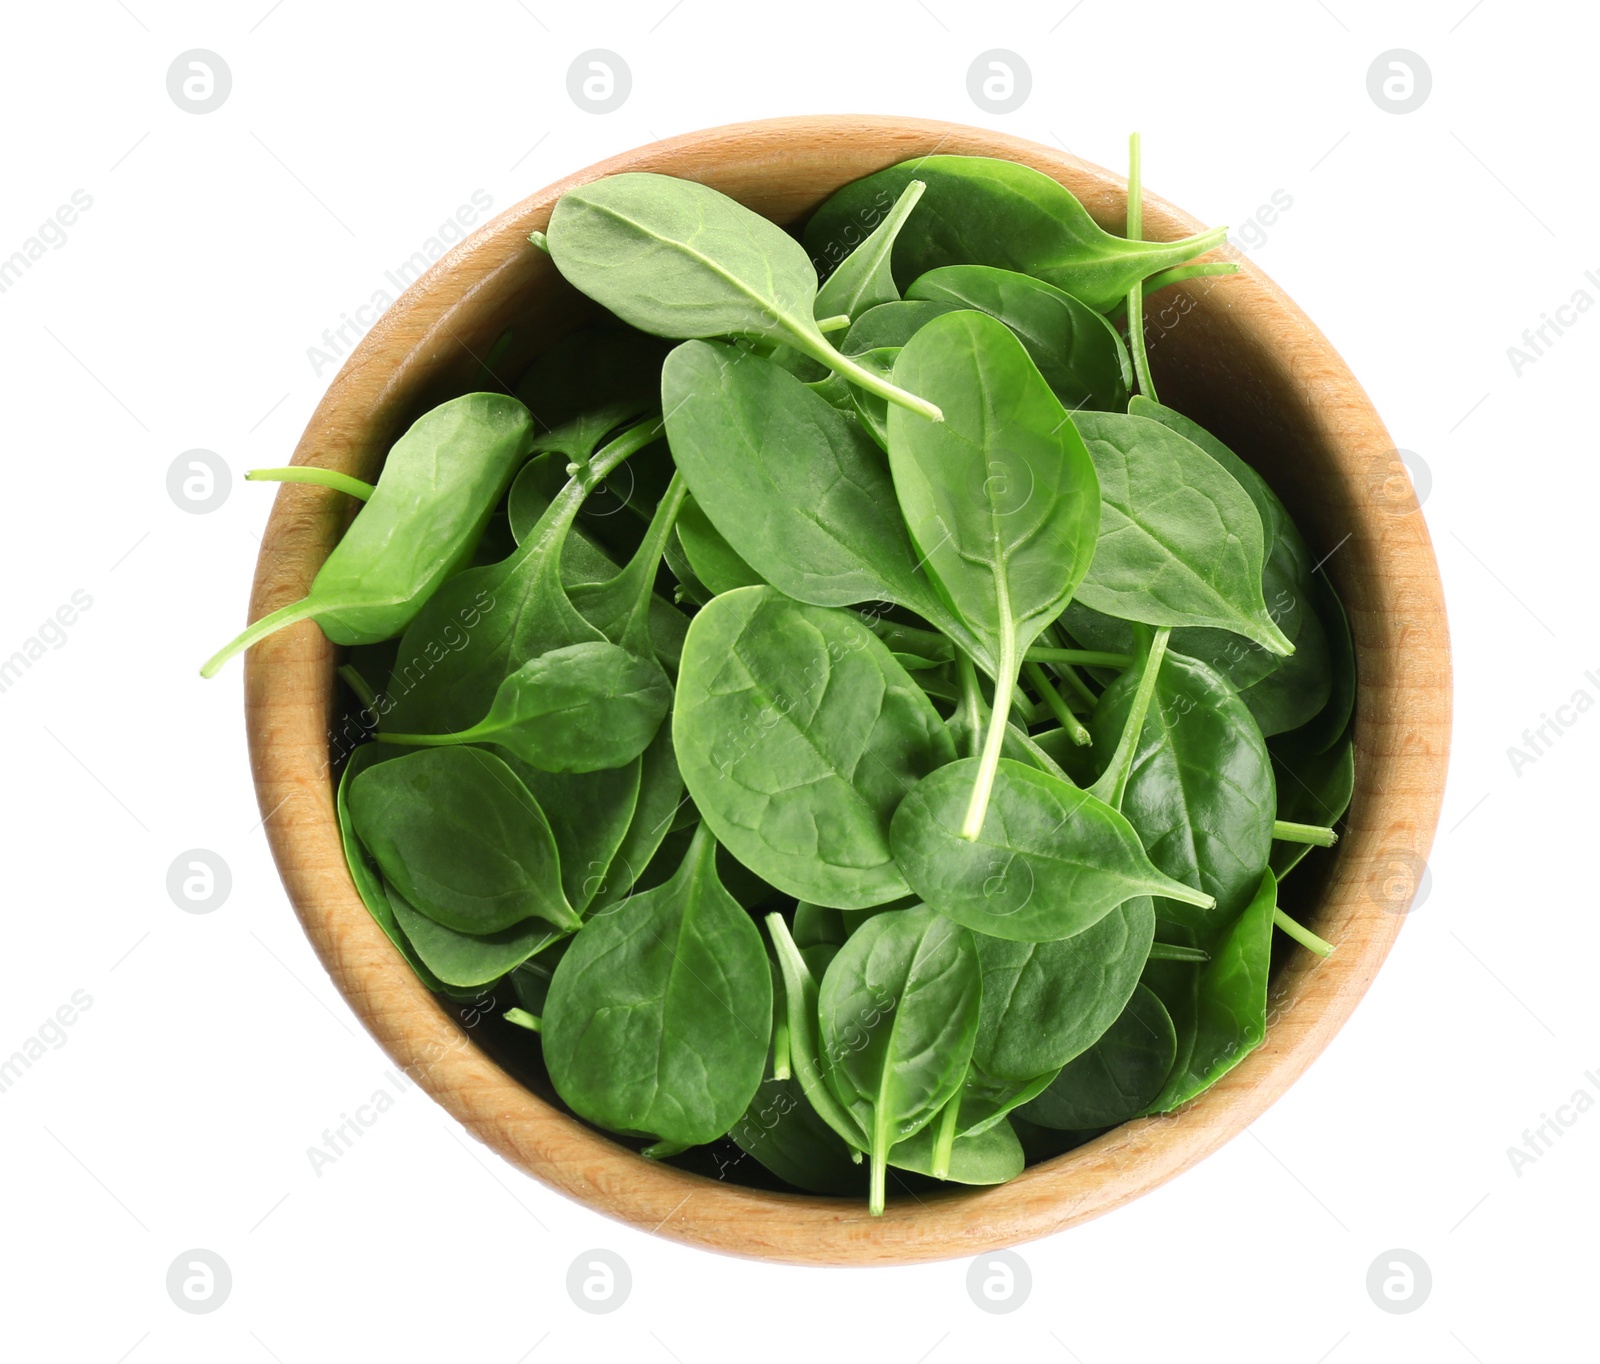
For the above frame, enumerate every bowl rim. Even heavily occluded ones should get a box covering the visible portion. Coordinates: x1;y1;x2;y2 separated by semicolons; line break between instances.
241;113;1451;1266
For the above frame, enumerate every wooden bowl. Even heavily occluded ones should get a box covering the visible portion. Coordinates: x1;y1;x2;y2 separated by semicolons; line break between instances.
243;115;1450;1265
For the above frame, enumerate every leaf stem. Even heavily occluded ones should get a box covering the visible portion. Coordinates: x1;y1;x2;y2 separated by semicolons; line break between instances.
929;1092;962;1181
1146;942;1210;963
1126;132;1158;404
1024;661;1091;745
816;313;851;333
807;335;945;423
962;615;1018;839
527;229;549;253
1273;907;1334;957
955;653;985;760
1088;628;1170;811
1025;646;1134;669
643;1139;691;1160
246;466;375;500
337;663;378;710
1139;260;1240;298
503;1007;541;1031
1273;820;1339;847
199;596;321;678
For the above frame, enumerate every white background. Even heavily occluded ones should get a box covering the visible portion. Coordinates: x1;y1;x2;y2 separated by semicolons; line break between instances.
1;1;1594;1360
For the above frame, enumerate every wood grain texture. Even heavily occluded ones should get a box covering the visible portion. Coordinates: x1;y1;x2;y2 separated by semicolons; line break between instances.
241;115;1451;1265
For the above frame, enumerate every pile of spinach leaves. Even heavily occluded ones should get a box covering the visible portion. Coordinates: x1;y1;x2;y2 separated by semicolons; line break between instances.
207;140;1355;1216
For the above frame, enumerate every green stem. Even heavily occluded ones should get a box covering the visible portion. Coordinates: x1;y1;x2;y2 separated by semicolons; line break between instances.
643;1139;691;1160
1025;646;1134;669
527;229;549;252
1139;260;1240;298
337;663;378;710
502;1007;541;1032
1088;628;1170;811
816;313;851;333
1024;661;1091;746
1009;725;1074;784
246;466;374;500
870;1146;888;1217
200;596;321;678
955;654;984;760
1126;132;1158;404
1273;907;1334;958
929;1092;962;1181
805;334;945;424
962;613;1018;840
1147;943;1210;963
373;728;479;749
1273;820;1338;847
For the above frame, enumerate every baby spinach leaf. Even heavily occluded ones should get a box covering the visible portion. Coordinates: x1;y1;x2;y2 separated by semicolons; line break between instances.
813;178;925;323
957;896;1155;1135
382;417;661;734
841;300;959;354
1070;410;1292;655
675;493;764;595
380;641;670;773
1269;733;1355;878
1288;568;1357;754
1090;649;1275;933
388;885;562;990
513;757;642;915
1020;984;1176;1129
202;393;532;675
888;310;1100;832
803;156;1229;314
817;906;983;1214
729;1071;866;1196
336;743;447;992
588;725;685;913
515;324;667;461
890;1114;1024;1185
542;825;772;1149
569;471;688;660
1149;870;1277;1111
661;341;982;658
545;172;943;421
675;587;955;909
891;757;1213;942
908;265;1131;412
347;746;578;934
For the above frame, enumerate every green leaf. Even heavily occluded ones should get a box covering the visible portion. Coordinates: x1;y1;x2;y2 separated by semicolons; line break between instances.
729;1072;866;1196
675;493;764;595
202;393;532;675
1070;410;1292;654
957;896;1155;1133
841;300;959;354
388;885;561;990
661;341;980;657
889;1115;1023;1185
545;172;942;421
817;906;983;1214
803;156;1228;314
347;746;577;934
512;757;642;915
675;587;955;909
907;265;1131;412
1149;871;1277;1111
1089;649;1276;933
1288;567;1357;753
1020;984;1176;1129
887;309;1100;833
381;642;670;773
891;757;1213;942
813;178;926;322
588;725;686;913
542;825;772;1148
